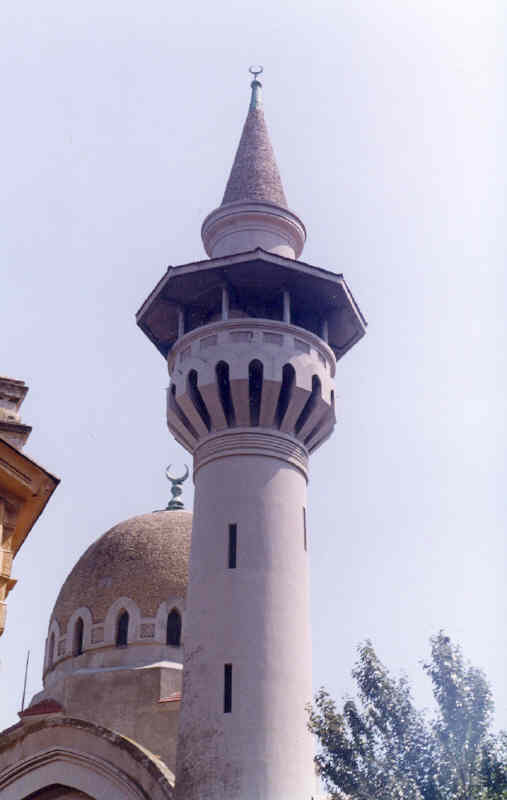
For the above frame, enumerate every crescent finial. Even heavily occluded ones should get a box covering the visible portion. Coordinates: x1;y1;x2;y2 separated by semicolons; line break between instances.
166;464;190;484
165;464;190;510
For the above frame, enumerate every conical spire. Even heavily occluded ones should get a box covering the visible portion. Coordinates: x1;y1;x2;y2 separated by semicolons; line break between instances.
221;71;288;209
201;68;306;260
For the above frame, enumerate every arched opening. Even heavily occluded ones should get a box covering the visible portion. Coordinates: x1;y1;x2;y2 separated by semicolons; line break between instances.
73;617;84;656
116;610;129;647
166;608;182;647
216;361;235;427
48;632;55;669
188;370;211;431
295;375;322;435
248;359;263;427
24;785;95;799
275;364;295;428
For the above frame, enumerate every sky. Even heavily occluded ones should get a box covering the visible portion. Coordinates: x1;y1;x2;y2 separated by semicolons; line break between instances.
1;0;506;735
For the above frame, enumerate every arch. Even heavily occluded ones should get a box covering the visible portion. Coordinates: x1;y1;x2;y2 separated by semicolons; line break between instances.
104;596;141;645
116;610;129;647
275;363;295;429
0;719;175;799
24;785;93;798
73;618;84;656
215;361;235;427
166;608;182;647
248;359;263;427
295;374;321;435
65;607;92;660
187;370;211;431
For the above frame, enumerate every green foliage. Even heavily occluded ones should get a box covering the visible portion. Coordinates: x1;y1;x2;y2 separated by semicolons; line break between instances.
308;633;507;800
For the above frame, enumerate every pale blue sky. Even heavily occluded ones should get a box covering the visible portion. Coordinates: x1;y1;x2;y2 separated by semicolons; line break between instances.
1;0;505;732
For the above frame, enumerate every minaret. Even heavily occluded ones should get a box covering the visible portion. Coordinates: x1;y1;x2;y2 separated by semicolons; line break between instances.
137;69;366;800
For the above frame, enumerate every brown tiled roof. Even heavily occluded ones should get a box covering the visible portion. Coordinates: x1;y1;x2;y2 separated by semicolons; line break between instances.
222;83;288;208
19;699;63;717
51;511;192;633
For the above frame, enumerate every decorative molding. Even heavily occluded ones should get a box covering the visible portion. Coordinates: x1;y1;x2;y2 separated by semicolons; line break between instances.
0;457;32;485
140;622;155;639
194;428;308;479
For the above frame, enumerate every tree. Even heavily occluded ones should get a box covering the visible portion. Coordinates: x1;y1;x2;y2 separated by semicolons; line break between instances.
308;633;507;800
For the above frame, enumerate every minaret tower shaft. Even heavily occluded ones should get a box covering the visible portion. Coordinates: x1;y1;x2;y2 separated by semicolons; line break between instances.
137;71;366;800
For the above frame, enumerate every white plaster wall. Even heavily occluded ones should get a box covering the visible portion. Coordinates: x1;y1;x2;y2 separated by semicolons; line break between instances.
176;450;314;800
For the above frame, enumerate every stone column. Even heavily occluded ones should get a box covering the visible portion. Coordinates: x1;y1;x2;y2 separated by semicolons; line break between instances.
176;432;313;800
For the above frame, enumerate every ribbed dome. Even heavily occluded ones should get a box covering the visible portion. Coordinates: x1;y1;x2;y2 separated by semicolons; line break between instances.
51;511;192;633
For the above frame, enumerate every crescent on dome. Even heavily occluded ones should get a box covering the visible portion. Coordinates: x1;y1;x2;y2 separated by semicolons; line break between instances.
166;464;190;485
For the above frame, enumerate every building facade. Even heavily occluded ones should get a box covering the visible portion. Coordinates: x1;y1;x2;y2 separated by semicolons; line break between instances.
0;74;364;799
0;377;59;637
137;72;365;800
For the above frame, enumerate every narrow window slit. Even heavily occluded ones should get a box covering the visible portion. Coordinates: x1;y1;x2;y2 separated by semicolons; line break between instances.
228;524;237;569
224;663;232;713
216;361;236;427
248;360;263;427
275;364;295;429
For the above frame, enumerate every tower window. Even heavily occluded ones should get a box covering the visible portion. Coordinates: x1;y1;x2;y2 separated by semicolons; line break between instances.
224;663;232;713
303;507;307;551
116;610;129;647
167;608;182;647
228;524;237;569
216;361;235;427
73;617;84;656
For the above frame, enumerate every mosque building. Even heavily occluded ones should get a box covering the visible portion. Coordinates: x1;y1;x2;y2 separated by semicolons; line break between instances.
0;70;365;799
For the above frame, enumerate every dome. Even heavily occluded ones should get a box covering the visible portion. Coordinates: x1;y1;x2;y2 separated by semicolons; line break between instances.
51;510;192;634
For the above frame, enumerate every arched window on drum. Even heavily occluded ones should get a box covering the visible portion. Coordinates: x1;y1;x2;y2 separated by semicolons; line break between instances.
166;608;182;647
116;610;129;647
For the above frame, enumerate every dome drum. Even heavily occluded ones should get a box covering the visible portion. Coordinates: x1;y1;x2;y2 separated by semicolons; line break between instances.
44;511;191;682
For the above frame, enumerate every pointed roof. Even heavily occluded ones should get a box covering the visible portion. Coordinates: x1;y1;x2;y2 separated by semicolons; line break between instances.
221;76;288;209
